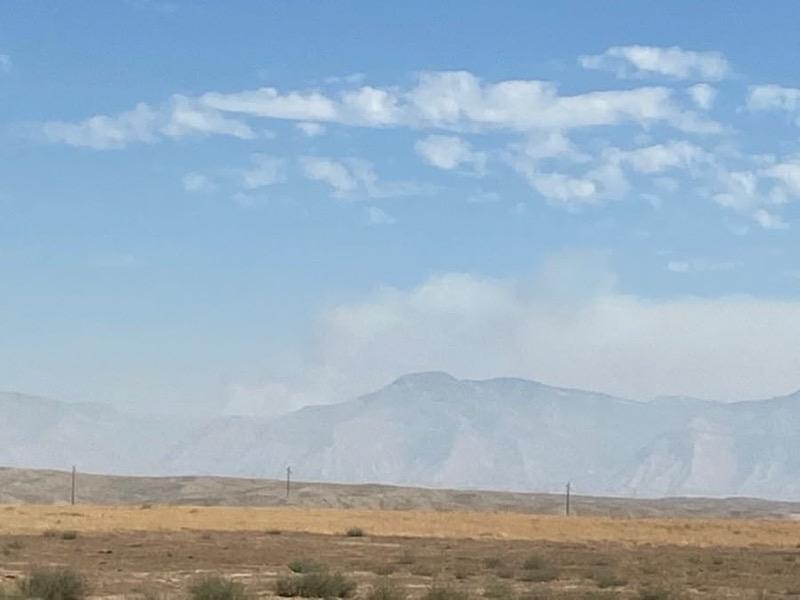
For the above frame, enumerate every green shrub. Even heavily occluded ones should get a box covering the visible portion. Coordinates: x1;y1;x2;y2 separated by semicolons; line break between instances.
517;567;558;583
189;576;248;600
592;569;627;589
275;572;357;598
345;527;365;538
421;584;469;600
19;567;88;600
638;586;677;600
371;564;396;576
521;555;547;571
288;560;326;574
483;581;514;600
366;580;406;600
60;531;78;541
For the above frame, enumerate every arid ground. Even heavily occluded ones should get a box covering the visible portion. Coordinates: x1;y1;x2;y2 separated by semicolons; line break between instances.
2;504;800;599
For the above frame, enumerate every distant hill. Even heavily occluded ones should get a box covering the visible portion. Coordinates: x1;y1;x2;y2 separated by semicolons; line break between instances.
4;373;800;499
3;466;800;520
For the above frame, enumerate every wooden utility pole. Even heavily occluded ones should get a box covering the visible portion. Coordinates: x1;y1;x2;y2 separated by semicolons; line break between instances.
71;466;76;505
286;466;292;500
565;481;571;516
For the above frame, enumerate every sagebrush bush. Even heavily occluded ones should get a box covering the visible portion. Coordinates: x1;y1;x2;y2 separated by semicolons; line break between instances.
288;559;326;574
421;584;469;600
365;580;407;600
345;527;365;537
275;572;357;598
521;555;547;571
482;580;514;600
189;576;248;600
517;567;559;583
19;567;88;600
592;569;627;589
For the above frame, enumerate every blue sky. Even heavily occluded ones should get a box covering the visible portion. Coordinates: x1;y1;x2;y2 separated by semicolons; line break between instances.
3;1;800;415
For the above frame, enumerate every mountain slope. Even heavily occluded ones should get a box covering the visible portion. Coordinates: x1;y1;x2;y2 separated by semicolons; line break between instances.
0;392;188;475
163;373;800;499
5;375;800;499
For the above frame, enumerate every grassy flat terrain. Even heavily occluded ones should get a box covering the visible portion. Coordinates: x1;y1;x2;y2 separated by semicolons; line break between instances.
1;505;800;599
2;504;800;547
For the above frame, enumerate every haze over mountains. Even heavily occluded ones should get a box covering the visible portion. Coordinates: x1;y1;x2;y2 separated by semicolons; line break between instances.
3;372;800;500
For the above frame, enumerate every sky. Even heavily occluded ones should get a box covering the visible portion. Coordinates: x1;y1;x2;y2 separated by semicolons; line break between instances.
2;1;800;416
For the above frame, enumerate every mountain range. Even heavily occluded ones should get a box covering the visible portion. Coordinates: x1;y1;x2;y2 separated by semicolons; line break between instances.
3;372;800;500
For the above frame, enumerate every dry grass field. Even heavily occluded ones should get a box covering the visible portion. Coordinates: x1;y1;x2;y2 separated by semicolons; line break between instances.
2;505;800;600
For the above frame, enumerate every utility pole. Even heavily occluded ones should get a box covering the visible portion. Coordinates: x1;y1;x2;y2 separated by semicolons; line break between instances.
71;466;76;506
286;465;292;500
565;481;571;517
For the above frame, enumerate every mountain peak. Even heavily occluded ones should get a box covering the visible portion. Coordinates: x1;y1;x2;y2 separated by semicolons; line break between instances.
391;371;458;387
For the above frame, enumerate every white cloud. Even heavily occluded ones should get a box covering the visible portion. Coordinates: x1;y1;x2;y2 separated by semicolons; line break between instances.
747;84;800;118
162;95;255;140
239;256;800;413
0;54;11;73
763;158;800;196
46;69;716;149
201;87;339;121
580;45;731;80
41;103;160;149
514;156;628;207
182;172;215;193
687;83;717;110
300;156;423;199
667;259;737;273
753;209;789;230
300;157;359;197
415;134;486;173
606;140;709;174
296;122;326;137
240;154;286;189
366;206;396;225
41;96;254;149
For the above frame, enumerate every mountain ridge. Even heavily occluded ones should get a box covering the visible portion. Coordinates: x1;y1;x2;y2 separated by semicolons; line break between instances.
4;374;800;500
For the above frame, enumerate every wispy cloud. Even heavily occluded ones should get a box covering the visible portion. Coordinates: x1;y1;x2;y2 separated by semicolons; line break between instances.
415;134;486;173
580;45;731;80
300;156;423;199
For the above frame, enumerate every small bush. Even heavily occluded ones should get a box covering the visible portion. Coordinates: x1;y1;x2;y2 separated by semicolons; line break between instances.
483;581;514;600
397;551;415;565
592;570;627;589
0;586;23;600
366;580;407;600
421;584;469;600
60;531;78;541
276;572;357;598
517;567;558;583
371;564;395;576
189;576;248;600
521;555;547;571
409;564;436;577
345;527;365;538
19;567;88;600
483;558;502;569
453;565;475;580
638;586;677;600
289;560;326;574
